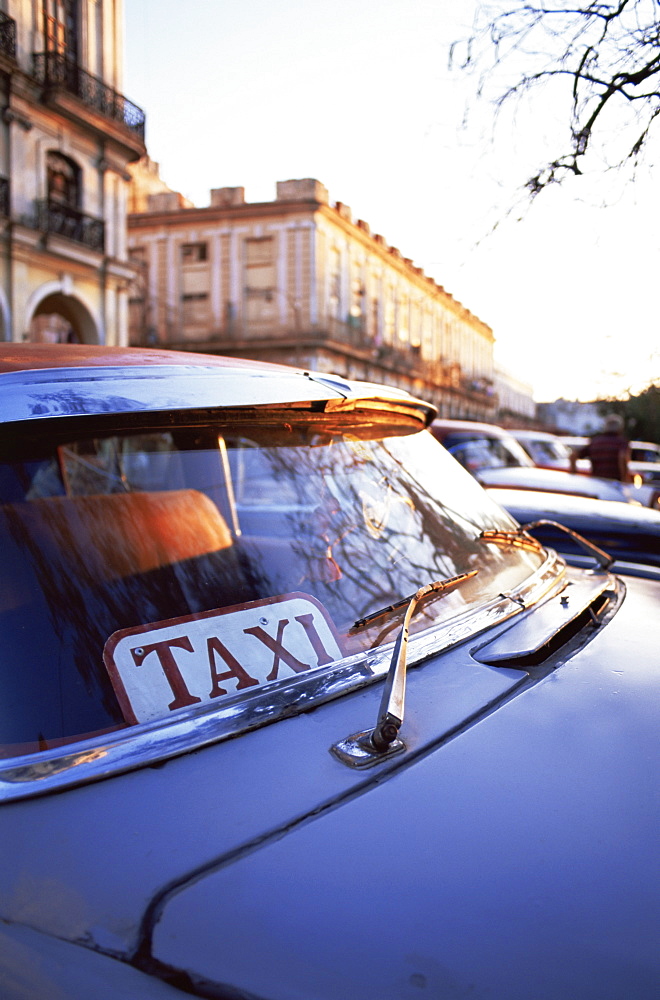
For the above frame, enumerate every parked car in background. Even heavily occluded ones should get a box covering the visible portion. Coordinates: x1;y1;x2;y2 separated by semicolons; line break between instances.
475;464;660;508
1;347;658;999
508;428;587;472
562;436;660;466
631;440;660;463
431;419;660;509
430;418;535;473
562;435;660;486
487;487;660;578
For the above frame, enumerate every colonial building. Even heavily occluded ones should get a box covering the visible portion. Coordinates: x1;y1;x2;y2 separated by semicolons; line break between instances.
0;1;145;344
127;155;193;215
494;362;537;427
128;176;498;419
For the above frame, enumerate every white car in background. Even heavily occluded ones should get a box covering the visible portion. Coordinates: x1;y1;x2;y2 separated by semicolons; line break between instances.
561;435;660;486
431;420;660;509
507;428;580;472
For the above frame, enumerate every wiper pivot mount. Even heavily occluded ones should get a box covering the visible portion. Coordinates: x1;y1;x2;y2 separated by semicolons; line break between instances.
331;571;478;768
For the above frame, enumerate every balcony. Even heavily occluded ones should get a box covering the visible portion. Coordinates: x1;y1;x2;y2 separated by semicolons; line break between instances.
0;12;16;62
462;375;495;399
36;200;105;253
33;52;145;147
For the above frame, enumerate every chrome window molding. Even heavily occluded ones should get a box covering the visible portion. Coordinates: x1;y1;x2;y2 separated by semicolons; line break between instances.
0;551;567;803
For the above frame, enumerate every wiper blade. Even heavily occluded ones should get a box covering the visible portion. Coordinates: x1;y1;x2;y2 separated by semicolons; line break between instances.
352;570;478;629
479;522;614;572
332;570;478;767
478;528;545;555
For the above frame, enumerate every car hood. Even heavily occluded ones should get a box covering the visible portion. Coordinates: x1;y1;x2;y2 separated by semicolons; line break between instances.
145;576;659;1000
1;575;658;999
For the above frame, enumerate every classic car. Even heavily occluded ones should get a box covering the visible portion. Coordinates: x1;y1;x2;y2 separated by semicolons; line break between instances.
0;345;658;1000
475;463;660;507
561;435;660;465
561;434;660;486
431;419;660;508
487;486;660;577
430;417;535;472
507;427;584;472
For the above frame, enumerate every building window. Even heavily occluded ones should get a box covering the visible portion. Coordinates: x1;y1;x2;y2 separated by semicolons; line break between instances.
181;243;208;263
244;237;277;326
349;276;364;328
370;296;380;343
384;288;395;344
245;237;274;283
180;242;210;331
181;293;208;328
328;247;341;319
397;294;409;344
43;0;78;59
47;151;80;209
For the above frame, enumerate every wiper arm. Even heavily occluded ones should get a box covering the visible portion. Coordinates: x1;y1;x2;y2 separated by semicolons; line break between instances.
352;570;477;629
479;522;614;572
332;571;478;768
370;574;477;751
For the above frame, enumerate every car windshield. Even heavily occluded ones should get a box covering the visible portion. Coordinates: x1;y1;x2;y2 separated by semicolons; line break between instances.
0;414;545;756
631;444;660;463
443;433;532;472
523;438;572;464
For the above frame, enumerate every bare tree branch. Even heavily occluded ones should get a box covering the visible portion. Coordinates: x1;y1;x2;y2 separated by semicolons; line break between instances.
452;0;660;197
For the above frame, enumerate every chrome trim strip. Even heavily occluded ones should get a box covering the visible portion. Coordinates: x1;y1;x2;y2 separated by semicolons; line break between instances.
0;551;567;802
0;366;435;425
0;366;341;423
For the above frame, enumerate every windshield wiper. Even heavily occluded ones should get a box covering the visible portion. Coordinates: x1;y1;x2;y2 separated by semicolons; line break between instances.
332;570;478;767
352;570;477;629
479;522;614;572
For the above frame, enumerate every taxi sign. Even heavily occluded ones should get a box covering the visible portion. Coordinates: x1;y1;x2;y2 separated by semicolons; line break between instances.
103;593;344;724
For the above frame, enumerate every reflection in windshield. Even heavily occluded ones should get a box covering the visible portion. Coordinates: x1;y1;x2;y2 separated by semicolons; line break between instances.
0;420;543;754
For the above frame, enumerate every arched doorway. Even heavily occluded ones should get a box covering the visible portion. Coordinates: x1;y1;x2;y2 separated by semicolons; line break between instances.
27;291;99;344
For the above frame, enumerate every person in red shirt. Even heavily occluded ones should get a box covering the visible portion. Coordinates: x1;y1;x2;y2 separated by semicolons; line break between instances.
570;414;631;482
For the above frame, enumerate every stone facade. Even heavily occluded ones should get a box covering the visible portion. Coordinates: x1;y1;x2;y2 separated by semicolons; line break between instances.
127;156;193;215
128;175;499;419
494;362;537;426
0;0;145;344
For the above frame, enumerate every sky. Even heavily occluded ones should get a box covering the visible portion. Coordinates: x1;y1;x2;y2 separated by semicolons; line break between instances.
124;0;660;403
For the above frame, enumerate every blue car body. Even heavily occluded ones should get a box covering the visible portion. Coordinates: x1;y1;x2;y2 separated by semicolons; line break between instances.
0;346;657;999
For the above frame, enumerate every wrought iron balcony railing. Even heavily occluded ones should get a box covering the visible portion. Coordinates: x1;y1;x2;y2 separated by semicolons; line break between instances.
0;177;9;217
0;12;16;61
36;199;105;252
33;52;145;140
